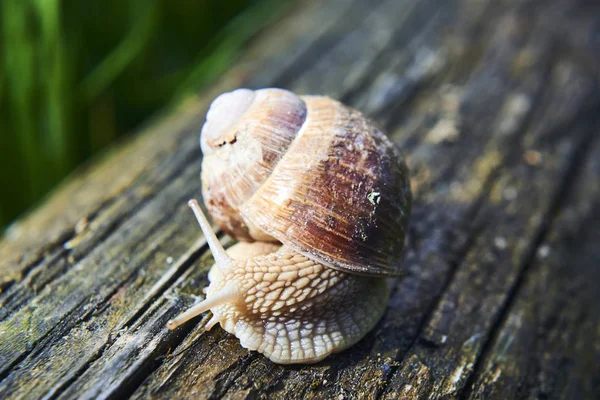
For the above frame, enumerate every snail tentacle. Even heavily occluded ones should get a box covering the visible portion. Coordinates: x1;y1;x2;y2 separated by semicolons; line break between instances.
167;283;239;330
188;199;232;270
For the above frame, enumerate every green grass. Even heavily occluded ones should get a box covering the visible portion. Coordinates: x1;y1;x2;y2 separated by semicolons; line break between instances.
0;0;291;229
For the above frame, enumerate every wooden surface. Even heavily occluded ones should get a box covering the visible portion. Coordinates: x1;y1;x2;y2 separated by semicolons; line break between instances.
1;0;599;398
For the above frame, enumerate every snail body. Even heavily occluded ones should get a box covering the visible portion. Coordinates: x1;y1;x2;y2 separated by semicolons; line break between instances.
167;89;411;364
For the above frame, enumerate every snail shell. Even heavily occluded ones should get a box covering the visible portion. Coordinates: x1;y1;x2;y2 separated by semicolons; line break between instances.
167;88;412;364
201;88;411;276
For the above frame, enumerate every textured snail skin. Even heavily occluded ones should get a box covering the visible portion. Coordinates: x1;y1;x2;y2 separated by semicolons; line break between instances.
167;88;411;364
204;242;388;364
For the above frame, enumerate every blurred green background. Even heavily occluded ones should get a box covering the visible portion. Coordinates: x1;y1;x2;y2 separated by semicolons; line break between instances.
0;0;289;229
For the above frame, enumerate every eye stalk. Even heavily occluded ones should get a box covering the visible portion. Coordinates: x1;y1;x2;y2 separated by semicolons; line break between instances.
166;200;237;331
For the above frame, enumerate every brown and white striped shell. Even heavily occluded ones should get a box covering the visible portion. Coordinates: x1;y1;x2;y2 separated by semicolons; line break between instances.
200;88;411;277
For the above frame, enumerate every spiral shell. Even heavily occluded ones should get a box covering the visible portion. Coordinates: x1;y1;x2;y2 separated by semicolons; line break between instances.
200;88;411;276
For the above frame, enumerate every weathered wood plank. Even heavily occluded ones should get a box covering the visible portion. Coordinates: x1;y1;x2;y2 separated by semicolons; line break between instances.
0;162;203;380
381;79;599;400
135;1;599;399
0;0;599;399
467;126;600;399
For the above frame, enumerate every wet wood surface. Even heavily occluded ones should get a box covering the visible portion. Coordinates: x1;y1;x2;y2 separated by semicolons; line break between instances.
1;0;599;398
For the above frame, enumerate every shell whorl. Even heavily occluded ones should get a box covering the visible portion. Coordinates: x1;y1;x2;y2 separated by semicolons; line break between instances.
200;88;411;276
201;88;306;242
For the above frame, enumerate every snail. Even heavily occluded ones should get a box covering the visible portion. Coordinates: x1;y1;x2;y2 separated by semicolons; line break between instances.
167;88;411;364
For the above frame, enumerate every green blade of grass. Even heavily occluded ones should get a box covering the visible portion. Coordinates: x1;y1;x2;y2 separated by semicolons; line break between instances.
77;0;159;105
172;0;294;102
33;0;71;177
1;0;41;202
